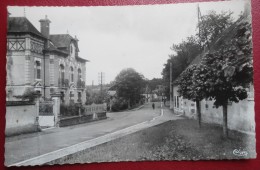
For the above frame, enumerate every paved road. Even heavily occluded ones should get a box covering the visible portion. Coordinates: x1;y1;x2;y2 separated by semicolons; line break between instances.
5;102;167;166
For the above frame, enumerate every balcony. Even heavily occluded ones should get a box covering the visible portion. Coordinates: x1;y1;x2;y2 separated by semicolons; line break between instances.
58;78;69;88
77;80;85;89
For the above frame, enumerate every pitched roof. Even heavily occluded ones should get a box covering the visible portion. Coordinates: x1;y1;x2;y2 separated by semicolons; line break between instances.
174;15;250;85
8;17;88;63
49;34;89;62
49;34;78;50
8;17;46;39
76;56;89;62
45;41;68;56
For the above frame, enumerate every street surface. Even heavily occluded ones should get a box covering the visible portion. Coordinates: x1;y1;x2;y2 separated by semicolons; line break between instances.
5;102;179;166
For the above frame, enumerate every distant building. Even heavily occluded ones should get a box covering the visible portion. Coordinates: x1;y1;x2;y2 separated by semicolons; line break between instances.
6;15;88;104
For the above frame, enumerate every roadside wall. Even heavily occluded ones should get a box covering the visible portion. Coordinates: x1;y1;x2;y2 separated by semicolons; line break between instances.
5;101;39;136
173;85;255;134
59;112;107;127
183;99;255;133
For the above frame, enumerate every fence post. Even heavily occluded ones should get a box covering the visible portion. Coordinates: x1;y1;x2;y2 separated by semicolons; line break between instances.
91;103;97;120
78;103;82;116
34;94;41;129
103;103;107;112
51;93;61;127
35;99;40;129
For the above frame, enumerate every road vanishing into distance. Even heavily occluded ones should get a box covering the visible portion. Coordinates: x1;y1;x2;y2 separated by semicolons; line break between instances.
5;102;180;166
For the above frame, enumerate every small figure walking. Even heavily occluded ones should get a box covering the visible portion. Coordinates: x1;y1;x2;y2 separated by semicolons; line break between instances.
152;103;155;110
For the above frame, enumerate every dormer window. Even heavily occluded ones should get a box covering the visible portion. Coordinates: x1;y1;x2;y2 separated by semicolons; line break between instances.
70;43;76;59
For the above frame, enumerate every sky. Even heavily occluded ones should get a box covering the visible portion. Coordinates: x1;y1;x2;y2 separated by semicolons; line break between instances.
8;0;247;85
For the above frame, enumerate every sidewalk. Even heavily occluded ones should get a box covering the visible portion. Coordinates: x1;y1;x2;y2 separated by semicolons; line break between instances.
5;102;171;166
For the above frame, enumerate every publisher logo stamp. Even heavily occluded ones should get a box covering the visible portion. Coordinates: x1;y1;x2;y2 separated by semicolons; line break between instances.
233;149;248;157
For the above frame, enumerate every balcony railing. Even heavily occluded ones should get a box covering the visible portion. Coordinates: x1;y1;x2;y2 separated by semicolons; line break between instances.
77;80;85;89
58;78;69;88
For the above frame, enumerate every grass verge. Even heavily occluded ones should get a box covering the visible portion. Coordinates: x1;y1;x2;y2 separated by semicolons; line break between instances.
49;118;256;164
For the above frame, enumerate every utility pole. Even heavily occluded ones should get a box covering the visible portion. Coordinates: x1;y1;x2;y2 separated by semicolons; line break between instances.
197;4;210;51
197;4;201;47
101;73;103;96
170;62;173;110
98;72;105;100
23;8;26;17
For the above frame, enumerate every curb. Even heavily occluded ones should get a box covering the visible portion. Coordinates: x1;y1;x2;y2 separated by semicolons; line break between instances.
127;104;145;111
8;111;167;167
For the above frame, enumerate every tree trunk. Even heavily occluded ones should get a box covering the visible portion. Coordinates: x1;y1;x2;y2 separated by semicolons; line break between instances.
196;100;201;128
128;99;130;109
223;102;228;138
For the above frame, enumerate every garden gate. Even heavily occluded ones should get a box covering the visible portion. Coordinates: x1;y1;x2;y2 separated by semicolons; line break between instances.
39;101;55;127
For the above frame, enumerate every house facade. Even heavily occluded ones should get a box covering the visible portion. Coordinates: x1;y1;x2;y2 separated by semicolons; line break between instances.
173;84;255;133
6;15;87;104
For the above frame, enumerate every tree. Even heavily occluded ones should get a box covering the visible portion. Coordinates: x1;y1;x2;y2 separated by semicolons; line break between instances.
114;68;146;109
197;10;234;48
162;10;235;99
15;88;39;102
110;97;128;112
85;89;109;105
193;18;253;137
145;78;166;98
147;78;163;92
162;36;202;99
177;64;206;128
85;91;102;105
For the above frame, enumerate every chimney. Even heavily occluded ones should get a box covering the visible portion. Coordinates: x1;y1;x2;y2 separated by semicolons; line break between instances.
39;15;51;38
7;12;11;30
74;35;79;41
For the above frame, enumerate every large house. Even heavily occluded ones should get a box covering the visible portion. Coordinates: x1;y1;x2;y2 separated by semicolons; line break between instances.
6;15;88;104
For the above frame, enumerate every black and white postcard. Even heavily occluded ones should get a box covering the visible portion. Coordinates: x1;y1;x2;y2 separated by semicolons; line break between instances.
5;0;256;166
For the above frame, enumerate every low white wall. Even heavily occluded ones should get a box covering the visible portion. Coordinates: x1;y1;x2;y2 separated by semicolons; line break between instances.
173;85;255;134
177;98;255;134
5;103;39;136
39;116;55;127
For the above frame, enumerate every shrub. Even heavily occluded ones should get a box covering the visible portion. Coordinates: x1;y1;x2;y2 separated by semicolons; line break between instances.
15;88;39;102
111;98;128;112
60;103;80;117
39;102;53;116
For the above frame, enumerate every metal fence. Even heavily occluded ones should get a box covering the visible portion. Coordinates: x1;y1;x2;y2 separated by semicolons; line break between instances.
82;103;107;115
39;101;54;116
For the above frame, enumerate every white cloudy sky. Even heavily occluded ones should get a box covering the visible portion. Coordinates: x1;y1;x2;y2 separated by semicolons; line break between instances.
8;0;247;85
